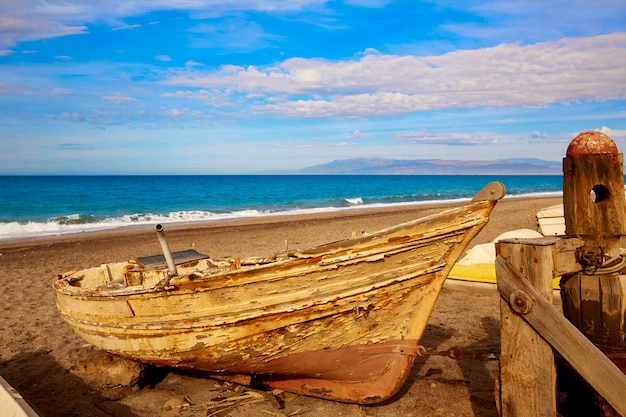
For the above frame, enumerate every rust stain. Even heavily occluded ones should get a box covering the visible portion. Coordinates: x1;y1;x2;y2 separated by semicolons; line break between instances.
566;131;618;156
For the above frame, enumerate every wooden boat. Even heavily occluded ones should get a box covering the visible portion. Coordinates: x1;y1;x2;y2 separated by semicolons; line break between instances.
54;182;505;404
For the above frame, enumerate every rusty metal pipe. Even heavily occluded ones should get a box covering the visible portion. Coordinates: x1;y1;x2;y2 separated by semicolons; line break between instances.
155;224;177;276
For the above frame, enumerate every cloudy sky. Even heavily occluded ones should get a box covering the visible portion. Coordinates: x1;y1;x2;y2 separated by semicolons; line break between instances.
1;0;625;174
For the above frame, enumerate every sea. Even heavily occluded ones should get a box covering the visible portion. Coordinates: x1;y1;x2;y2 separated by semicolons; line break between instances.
0;175;564;241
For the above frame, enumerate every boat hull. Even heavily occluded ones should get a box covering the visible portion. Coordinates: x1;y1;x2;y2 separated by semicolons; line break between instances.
54;184;504;403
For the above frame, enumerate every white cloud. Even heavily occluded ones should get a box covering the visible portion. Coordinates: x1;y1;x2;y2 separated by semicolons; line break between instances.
155;55;172;62
102;93;139;104
57;112;86;122
344;0;391;7
254;93;447;119
348;129;363;138
187;19;282;52
47;142;93;150
597;126;626;140
2;0;624;52
161;107;205;118
112;24;141;31
163;88;234;107
163;33;626;119
451;0;626;39
0;11;88;47
50;87;72;95
391;131;502;146
0;0;323;47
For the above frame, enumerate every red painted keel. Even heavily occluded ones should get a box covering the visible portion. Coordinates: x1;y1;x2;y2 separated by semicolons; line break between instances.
219;339;422;404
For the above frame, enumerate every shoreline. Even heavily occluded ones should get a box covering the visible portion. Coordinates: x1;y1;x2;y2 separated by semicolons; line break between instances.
0;191;562;244
0;194;561;250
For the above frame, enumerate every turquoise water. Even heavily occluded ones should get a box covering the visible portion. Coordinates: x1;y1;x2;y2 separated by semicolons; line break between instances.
0;175;563;240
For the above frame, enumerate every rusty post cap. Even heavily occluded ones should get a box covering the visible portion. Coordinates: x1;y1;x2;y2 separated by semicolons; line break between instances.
566;131;618;156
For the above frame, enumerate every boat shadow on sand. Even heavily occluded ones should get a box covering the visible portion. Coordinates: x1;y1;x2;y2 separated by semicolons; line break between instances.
0;350;140;417
0;314;501;417
382;314;500;417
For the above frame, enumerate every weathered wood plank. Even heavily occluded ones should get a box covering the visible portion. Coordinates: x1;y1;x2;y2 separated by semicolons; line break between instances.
551;237;584;277
619;279;626;344
561;274;582;329
497;241;556;417
495;236;583;278
496;256;626;416
599;274;624;345
581;276;602;340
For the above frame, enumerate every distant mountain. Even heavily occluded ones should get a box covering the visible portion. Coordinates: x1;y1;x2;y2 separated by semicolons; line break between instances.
296;157;562;175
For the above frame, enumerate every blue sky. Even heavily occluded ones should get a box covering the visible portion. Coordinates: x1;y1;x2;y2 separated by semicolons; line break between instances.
0;0;625;174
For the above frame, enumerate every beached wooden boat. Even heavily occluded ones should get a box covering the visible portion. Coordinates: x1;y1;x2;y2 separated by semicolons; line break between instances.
54;182;505;404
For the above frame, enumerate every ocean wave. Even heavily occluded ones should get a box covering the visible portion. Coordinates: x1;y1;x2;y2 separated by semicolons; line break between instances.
49;213;101;225
0;199;457;241
505;191;562;199
344;197;363;205
0;191;563;241
0;209;265;241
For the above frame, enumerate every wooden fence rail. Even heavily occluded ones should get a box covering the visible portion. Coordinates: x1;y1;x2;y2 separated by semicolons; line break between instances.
496;251;626;416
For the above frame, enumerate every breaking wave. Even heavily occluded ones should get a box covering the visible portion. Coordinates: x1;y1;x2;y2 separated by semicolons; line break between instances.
0;198;463;241
0;210;265;241
344;197;364;205
0;190;563;242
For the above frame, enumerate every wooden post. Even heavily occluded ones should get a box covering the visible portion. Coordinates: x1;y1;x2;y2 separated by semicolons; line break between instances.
561;131;626;347
497;239;556;417
496;131;626;415
560;131;626;415
562;130;626;257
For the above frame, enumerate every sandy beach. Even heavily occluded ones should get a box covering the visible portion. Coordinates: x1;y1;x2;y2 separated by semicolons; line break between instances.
0;195;562;417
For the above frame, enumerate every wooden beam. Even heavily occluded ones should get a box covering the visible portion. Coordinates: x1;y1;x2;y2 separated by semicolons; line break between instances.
497;241;557;417
495;236;583;277
551;237;584;277
496;255;626;416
